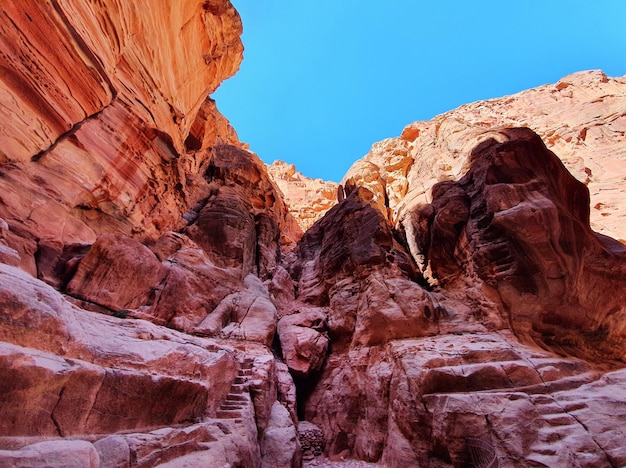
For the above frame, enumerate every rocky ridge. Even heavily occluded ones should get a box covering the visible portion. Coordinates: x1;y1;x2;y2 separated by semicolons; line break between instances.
0;1;626;467
344;70;626;243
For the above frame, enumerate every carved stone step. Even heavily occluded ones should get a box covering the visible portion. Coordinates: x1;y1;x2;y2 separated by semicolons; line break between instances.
216;409;243;419
225;394;247;402
228;383;246;394
220;403;244;410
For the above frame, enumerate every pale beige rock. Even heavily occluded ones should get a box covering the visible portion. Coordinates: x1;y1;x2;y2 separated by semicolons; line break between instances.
261;401;302;468
347;70;626;242
0;440;99;468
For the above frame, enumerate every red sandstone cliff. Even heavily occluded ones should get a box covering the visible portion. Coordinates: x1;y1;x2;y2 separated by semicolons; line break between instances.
1;2;626;467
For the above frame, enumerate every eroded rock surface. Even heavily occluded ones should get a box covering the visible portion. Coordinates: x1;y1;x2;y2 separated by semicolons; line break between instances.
345;70;626;242
267;160;339;239
0;0;243;277
293;127;626;466
1;1;626;466
0;2;295;466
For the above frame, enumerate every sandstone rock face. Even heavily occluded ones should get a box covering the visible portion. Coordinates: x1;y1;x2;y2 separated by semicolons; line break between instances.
185;145;287;278
61;145;284;346
278;308;329;377
2;1;626;466
0;264;239;435
267;160;339;240
290;124;626;465
345;70;626;242
0;440;99;468
0;0;243;276
0;2;295;466
261;401;302;468
407;128;626;362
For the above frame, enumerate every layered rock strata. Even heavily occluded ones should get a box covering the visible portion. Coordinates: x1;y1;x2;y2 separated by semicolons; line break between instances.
0;2;301;466
0;1;625;466
0;0;243;278
267;160;339;238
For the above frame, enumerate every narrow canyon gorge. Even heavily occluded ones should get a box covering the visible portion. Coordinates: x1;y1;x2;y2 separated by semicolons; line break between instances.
1;1;625;467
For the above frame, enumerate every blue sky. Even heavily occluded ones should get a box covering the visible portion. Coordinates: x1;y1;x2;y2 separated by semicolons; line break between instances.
214;1;626;182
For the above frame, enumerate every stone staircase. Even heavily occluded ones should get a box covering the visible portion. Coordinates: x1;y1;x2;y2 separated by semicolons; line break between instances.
215;357;255;422
526;394;602;467
151;357;259;467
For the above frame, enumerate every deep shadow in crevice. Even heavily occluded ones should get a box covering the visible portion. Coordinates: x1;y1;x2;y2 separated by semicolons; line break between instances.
293;370;324;421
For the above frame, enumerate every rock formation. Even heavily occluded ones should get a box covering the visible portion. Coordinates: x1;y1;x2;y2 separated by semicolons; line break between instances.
267;160;339;241
299;128;626;466
0;1;298;466
344;70;626;243
1;1;626;467
0;0;243;278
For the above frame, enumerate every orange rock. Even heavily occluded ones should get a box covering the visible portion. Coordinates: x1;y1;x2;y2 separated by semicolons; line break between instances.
267;160;338;237
0;0;244;274
1;0;626;463
293;127;626;465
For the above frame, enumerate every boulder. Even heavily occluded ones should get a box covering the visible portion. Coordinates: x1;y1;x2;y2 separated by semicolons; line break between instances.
66;233;166;311
195;275;278;346
278;308;329;377
261;402;302;468
0;263;238;436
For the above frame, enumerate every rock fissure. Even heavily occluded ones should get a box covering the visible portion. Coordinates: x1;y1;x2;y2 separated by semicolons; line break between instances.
50;386;66;437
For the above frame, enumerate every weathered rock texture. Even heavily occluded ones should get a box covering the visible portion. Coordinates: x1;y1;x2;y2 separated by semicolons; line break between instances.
0;0;244;278
297;128;626;463
267;160;339;239
295;100;626;465
1;1;626;466
0;2;299;467
344;70;626;243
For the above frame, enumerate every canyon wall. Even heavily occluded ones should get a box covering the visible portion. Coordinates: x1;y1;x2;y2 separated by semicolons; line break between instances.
344;70;626;243
1;1;626;466
0;2;302;467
